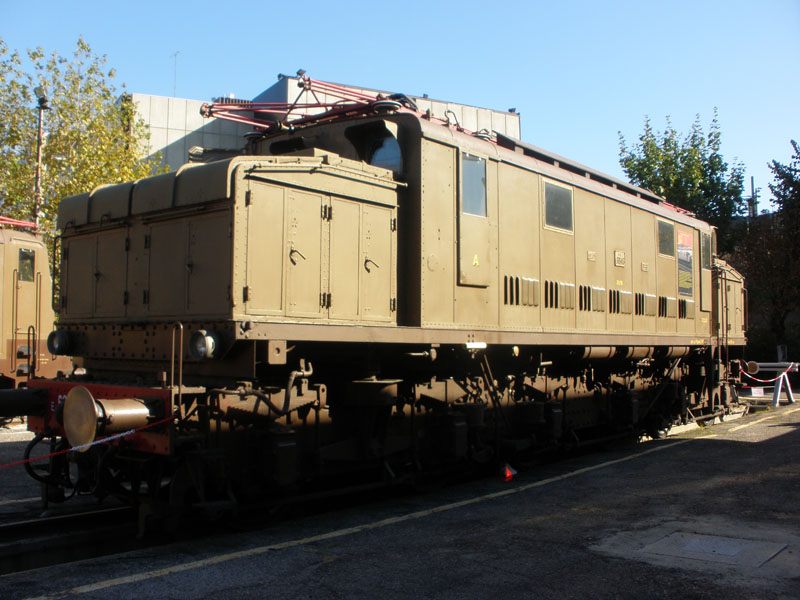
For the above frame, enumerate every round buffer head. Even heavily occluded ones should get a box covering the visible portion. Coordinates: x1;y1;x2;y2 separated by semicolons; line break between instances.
63;386;102;452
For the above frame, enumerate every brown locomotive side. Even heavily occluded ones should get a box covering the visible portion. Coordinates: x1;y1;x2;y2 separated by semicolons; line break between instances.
51;113;744;356
0;228;70;393
9;108;746;521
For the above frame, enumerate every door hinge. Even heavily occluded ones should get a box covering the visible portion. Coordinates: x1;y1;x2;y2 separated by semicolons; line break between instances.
243;286;251;302
391;217;397;232
245;189;252;206
143;289;150;304
322;205;333;221
144;234;151;249
125;237;130;251
123;291;129;305
320;292;332;308
62;246;69;260
390;297;397;312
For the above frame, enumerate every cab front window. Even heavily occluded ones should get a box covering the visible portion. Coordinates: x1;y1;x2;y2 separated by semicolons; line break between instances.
369;136;403;174
18;248;35;282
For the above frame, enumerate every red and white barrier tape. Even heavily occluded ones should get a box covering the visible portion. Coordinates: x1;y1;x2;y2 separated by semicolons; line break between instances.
740;364;795;384
0;414;174;472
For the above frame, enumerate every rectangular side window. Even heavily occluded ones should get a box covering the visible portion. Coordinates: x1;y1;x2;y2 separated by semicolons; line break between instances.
657;221;675;257
677;230;693;297
461;153;487;217
18;248;35;282
701;232;711;269
544;182;573;232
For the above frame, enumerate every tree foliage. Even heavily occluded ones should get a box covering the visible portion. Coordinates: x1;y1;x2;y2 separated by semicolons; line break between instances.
732;140;800;358
618;111;745;254
0;36;162;246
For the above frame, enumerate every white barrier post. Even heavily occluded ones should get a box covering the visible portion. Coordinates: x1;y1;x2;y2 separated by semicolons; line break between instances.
744;361;797;408
772;371;795;408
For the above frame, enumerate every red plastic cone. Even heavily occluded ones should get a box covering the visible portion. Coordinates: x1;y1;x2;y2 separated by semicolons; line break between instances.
503;464;517;482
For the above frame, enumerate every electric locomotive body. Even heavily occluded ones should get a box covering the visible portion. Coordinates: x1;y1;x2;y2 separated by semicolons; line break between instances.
0;221;70;399
14;100;746;516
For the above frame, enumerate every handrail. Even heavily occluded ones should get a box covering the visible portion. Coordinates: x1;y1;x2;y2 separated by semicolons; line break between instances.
11;268;18;372
51;235;62;313
170;322;184;420
35;270;42;373
26;325;36;379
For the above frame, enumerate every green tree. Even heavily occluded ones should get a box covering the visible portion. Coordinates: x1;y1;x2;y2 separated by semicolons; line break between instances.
619;110;745;254
732;141;800;358
0;36;162;247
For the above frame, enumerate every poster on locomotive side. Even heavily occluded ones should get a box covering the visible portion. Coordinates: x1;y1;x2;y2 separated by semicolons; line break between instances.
677;230;693;297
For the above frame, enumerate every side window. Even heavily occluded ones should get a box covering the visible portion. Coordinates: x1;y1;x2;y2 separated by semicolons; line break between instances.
461;152;487;217
677;230;694;297
544;181;573;232
18;248;35;282
701;232;712;270
657;221;675;257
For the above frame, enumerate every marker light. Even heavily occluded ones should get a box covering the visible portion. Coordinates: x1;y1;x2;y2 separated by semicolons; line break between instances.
47;330;71;355
190;329;219;359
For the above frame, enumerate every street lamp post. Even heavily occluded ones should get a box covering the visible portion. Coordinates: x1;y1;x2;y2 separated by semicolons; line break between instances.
32;86;50;229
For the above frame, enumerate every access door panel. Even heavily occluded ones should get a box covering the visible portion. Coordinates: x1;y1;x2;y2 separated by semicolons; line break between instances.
94;230;128;317
149;221;188;316
420;140;455;325
245;183;285;315
361;204;394;321
286;190;323;318
187;211;232;316
329;198;361;320
63;236;95;318
126;223;150;318
458;214;490;287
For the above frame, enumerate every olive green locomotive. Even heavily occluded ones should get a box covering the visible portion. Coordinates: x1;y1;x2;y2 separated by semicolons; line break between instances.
11;80;746;517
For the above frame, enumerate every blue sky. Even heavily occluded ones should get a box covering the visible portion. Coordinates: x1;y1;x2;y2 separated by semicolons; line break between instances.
2;0;798;207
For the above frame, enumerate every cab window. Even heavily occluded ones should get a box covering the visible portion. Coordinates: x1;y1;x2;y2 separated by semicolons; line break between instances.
369;136;403;174
18;248;35;282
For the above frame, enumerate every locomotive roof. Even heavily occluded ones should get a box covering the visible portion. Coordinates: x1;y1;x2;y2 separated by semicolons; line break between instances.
0;227;45;246
59;105;713;234
405;113;714;232
57;152;398;229
199;75;712;232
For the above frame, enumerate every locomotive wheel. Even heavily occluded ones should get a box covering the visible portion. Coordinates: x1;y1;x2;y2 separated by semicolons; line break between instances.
168;459;205;510
646;419;672;440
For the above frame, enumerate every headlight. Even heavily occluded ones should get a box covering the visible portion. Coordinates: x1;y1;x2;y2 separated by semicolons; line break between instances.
190;329;219;359
47;330;71;355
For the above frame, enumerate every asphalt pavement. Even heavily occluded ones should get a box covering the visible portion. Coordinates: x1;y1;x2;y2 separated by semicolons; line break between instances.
1;401;799;599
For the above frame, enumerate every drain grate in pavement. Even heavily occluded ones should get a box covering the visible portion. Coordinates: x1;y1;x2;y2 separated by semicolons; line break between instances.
642;532;787;567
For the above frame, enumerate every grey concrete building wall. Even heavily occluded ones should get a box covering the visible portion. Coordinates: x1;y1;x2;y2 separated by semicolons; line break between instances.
133;79;521;171
132;93;248;170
